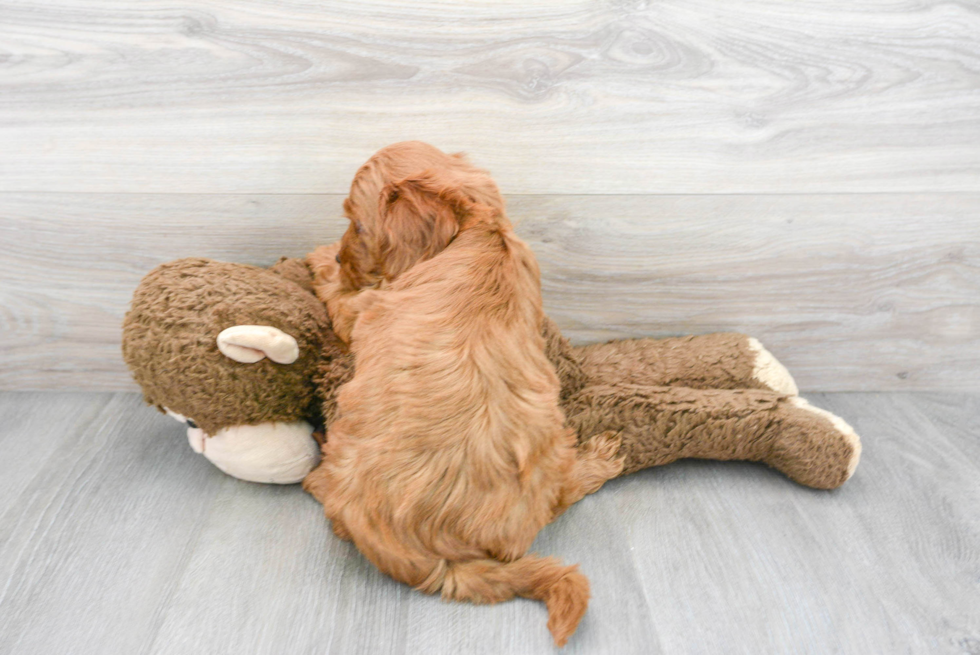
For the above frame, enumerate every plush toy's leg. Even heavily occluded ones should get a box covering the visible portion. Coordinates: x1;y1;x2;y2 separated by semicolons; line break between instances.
575;334;798;396
565;385;860;489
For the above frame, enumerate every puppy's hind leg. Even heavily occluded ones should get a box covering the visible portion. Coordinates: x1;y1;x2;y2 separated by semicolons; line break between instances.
556;431;624;516
302;467;353;541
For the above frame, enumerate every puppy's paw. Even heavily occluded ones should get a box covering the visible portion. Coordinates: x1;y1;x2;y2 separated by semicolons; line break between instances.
331;518;353;542
302;466;330;504
576;431;625;494
307;243;342;281
581;430;623;462
307;243;343;302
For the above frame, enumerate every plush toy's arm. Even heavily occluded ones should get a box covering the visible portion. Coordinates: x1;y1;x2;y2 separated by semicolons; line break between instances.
563;384;860;489
269;257;316;292
574;333;799;396
541;316;590;399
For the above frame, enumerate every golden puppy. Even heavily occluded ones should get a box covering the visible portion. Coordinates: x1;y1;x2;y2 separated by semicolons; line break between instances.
305;142;622;646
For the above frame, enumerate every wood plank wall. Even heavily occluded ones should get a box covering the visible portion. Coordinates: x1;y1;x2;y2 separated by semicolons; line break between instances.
1;0;978;391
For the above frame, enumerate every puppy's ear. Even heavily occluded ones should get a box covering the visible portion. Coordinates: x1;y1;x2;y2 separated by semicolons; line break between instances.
377;170;485;280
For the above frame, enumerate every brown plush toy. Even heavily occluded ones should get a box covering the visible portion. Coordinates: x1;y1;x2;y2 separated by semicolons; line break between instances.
123;257;861;489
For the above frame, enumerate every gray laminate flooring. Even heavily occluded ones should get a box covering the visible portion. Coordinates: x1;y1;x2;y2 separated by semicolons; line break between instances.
1;392;977;655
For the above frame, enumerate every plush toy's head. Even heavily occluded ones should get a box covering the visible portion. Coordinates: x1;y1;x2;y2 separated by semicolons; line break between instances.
122;255;584;484
122;257;350;483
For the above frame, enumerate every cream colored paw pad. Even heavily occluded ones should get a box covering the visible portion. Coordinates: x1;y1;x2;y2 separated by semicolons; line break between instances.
748;338;799;396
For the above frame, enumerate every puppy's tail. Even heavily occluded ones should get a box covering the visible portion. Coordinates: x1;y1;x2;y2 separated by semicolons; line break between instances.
418;554;589;647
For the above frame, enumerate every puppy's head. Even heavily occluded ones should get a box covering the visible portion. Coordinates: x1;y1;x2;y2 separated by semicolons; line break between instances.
338;142;506;289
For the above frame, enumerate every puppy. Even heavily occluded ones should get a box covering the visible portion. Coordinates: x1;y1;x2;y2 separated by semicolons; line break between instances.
305;142;623;646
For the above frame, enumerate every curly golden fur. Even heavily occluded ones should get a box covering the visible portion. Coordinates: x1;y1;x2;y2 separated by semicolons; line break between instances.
305;142;623;646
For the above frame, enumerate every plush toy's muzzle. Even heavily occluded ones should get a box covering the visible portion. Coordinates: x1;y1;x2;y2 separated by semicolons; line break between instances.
123;258;347;483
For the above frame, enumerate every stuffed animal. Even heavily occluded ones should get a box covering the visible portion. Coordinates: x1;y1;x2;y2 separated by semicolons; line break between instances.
122;256;860;489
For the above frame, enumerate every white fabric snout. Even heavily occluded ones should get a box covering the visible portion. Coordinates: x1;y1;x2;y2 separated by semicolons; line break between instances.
193;421;321;484
165;407;320;484
187;426;206;453
216;325;300;364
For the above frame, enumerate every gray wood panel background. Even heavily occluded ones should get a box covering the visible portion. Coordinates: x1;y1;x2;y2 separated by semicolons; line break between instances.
1;0;979;391
1;0;978;194
2;193;978;391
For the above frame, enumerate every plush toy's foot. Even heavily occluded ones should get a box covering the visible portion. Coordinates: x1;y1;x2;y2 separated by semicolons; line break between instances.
770;397;861;488
747;338;799;396
574;333;798;395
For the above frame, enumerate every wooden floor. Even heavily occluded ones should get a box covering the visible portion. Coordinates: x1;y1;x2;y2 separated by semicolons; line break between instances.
1;391;977;654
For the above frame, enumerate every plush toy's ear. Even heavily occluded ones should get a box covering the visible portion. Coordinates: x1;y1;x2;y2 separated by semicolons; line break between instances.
377;169;495;281
216;325;300;364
